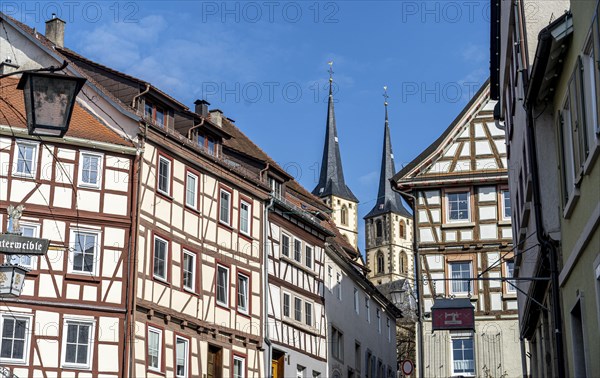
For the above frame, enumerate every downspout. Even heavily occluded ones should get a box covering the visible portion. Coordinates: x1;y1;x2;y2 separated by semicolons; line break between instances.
186;117;205;139
127;124;147;378
525;106;566;378
263;196;275;378
391;185;423;378
131;84;150;109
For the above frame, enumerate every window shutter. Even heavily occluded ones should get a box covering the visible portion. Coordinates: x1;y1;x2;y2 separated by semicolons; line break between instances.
576;56;590;163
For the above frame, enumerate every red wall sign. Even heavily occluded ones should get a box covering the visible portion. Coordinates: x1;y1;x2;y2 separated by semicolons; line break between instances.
431;298;475;331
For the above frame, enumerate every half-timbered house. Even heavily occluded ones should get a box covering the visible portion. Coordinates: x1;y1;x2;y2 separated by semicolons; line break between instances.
392;82;523;377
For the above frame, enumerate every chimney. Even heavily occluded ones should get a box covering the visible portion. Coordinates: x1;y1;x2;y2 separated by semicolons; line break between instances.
0;57;19;75
209;109;223;127
45;14;66;47
194;99;210;117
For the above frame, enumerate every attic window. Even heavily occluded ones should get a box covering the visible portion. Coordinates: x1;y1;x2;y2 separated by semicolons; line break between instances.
379;204;384;210
269;177;282;198
145;101;165;128
197;133;218;156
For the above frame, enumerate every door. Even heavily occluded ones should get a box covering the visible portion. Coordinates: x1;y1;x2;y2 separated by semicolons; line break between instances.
272;350;285;378
207;345;222;378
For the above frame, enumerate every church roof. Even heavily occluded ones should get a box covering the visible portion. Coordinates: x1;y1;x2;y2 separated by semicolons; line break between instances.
365;95;411;219
311;71;358;202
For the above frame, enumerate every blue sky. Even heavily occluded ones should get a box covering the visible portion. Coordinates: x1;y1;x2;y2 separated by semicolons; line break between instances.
14;1;490;252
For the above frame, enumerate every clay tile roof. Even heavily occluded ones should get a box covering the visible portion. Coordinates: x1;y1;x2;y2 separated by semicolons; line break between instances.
0;78;134;147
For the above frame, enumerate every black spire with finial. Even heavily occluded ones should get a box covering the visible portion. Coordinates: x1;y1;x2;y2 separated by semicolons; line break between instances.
365;86;411;219
312;61;358;202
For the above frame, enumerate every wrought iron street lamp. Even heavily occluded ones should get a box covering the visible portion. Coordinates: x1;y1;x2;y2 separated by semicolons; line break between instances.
0;60;86;137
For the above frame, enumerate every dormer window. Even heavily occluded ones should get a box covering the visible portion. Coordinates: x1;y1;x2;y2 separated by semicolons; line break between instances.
197;133;218;157
269;177;282;198
145;101;165;128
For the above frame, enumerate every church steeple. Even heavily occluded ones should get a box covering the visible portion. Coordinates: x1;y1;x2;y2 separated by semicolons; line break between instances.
365;86;411;219
312;62;358;202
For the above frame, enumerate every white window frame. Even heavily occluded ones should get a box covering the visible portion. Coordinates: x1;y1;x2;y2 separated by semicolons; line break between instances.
7;223;39;269
501;190;511;220
506;259;516;293
331;326;344;362
237;273;249;315
153;235;169;282
157;156;171;196
449;261;472;296
216;264;229;306
387;318;391;342
182;250;196;292
61;318;95;369
281;233;290;257
185;171;199;210
78;151;103;189
294;296;303;322
0;314;32;365
219;188;232;226
446;191;470;223
283;292;291;318
233;355;246;378
377;309;381;334
175;335;189;378
239;199;251;236
327;265;332;291
13;140;38;178
305;301;313;327
68;229;100;276
293;238;302;263
336;272;342;300
581;36;600;172
366;297;371;323
305;244;313;269
450;332;475;376
147;326;162;372
354;287;359;315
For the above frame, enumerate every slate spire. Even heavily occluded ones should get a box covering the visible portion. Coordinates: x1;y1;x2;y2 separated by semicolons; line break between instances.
312;62;358;202
365;87;411;218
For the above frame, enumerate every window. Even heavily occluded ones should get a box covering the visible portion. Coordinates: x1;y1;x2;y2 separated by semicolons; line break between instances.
399;221;406;238
79;152;102;188
239;200;251;236
296;365;305;378
305;245;313;269
336;272;342;300
281;233;290;257
185;172;198;209
366;297;371;323
157;156;171;195
331;326;344;361
377;309;381;334
354;342;361;372
447;192;470;222
8;224;39;269
269;177;282;198
450;261;472;295
502;190;511;219
145;102;165;128
506;259;516;293
219;188;231;225
237;273;249;314
216;265;229;306
0;316;29;363
198;134;217;156
376;220;383;238
451;334;475;376
570;299;588;377
283;293;291;317
294;297;302;322
63;320;93;368
377;252;384;274
14;140;37;177
153;236;168;281
70;231;99;275
387;318;391;342
328;266;332;291
147;326;162;371
305;302;312;326
294;239;302;262
175;336;189;378
341;205;348;225
354;287;359;315
182;251;196;292
233;356;246;378
399;252;408;274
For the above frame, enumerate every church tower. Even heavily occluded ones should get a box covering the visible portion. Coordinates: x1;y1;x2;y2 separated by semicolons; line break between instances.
364;88;413;285
312;62;359;249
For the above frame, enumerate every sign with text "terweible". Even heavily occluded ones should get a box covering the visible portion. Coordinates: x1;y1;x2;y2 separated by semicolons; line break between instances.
0;234;50;255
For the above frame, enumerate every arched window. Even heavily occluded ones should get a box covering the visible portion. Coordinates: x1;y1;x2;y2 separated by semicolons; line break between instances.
376;220;383;238
377;252;384;274
341;205;348;225
399;252;408;274
399;220;406;239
